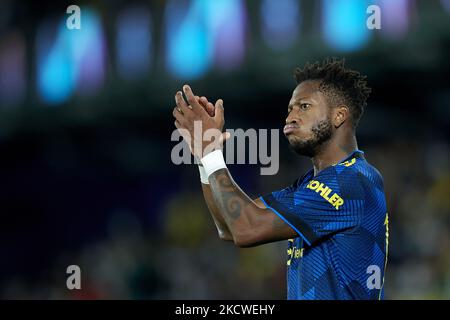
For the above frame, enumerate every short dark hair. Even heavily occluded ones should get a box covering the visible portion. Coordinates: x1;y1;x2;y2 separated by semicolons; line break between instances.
294;58;371;128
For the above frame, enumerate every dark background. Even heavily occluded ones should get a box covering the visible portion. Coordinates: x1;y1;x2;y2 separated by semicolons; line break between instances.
0;0;449;299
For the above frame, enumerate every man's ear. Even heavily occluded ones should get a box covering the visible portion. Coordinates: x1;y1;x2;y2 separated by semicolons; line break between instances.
334;105;350;128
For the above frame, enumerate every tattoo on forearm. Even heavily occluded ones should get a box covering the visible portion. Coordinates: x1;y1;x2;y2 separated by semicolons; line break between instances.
209;169;293;243
272;216;287;231
209;169;247;221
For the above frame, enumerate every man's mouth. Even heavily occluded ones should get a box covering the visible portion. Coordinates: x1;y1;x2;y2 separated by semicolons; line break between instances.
283;124;299;135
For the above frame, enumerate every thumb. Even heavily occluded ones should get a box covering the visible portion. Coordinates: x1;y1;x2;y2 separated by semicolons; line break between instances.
214;99;224;122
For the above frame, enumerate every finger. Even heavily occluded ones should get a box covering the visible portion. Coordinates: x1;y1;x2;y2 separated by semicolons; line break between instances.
196;96;214;117
175;91;188;108
214;99;224;122
172;106;186;124
200;97;215;116
197;96;207;108
183;85;202;111
199;96;209;106
172;106;182;120
206;101;215;112
198;97;213;116
175;91;192;114
190;96;201;110
200;97;212;109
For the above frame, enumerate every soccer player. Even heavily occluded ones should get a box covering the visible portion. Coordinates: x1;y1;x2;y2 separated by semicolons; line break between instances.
172;58;388;300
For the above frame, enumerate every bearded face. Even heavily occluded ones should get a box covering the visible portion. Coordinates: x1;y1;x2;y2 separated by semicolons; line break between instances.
284;81;335;158
287;118;333;157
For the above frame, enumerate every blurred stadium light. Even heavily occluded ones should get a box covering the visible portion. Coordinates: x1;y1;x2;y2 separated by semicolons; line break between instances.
377;0;412;40
441;0;450;12
206;0;246;71
74;9;106;96
165;0;213;79
260;0;300;50
116;5;153;81
36;18;77;105
321;0;371;51
0;32;26;107
165;0;246;79
36;8;105;105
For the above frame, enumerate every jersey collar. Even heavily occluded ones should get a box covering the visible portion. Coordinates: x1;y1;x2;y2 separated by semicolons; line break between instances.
297;150;365;184
338;149;365;164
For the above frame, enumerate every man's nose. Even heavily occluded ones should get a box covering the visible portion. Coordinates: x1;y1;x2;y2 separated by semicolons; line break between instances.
285;114;298;125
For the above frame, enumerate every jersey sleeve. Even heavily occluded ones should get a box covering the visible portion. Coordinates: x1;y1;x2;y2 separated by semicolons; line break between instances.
260;167;365;246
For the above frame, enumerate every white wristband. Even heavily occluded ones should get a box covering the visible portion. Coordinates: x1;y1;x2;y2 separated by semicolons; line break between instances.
198;164;209;184
200;150;227;178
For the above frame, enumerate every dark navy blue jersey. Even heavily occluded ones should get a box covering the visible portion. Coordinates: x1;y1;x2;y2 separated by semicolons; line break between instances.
260;150;388;300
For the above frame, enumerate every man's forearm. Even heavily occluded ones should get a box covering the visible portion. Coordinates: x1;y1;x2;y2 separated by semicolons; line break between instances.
201;183;233;241
207;168;269;246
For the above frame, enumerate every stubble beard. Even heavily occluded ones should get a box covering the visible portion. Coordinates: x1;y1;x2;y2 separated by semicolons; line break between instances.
288;118;333;158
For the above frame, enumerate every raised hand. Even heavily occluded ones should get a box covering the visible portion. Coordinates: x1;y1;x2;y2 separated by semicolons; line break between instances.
172;85;229;158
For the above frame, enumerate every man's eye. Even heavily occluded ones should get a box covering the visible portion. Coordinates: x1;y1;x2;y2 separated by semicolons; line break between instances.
300;103;311;110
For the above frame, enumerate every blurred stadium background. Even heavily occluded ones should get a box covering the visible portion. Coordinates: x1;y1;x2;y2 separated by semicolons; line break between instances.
0;0;449;299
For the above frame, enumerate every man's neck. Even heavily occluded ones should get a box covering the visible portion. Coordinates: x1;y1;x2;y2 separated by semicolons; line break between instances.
311;133;358;176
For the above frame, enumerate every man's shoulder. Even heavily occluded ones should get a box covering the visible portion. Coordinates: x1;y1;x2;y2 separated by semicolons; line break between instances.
333;157;385;196
290;154;384;194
